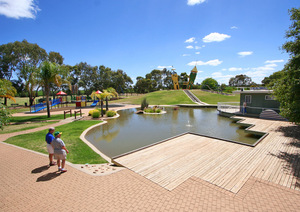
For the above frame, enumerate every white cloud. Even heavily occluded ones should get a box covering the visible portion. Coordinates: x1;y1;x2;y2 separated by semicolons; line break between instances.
238;51;253;57
228;67;244;72
186;45;194;49
231;26;238;29
182;54;191;57
265;63;277;68
187;0;206;6
195;46;201;50
157;66;173;70
211;72;234;84
203;32;231;43
223;63;280;83
185;37;195;43
188;59;223;66
0;0;40;19
195;52;200;55
265;59;284;64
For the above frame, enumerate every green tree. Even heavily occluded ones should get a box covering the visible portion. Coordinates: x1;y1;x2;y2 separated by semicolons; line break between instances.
48;51;64;65
162;68;173;89
179;72;189;88
39;61;65;118
201;78;218;90
0;79;16;103
21;64;40;106
272;8;300;123
0;79;16;130
229;74;252;87
150;69;162;89
261;70;284;87
112;69;133;93
0;40;47;104
134;76;157;93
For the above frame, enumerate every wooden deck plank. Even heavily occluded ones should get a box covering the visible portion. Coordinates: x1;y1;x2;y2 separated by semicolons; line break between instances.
113;118;300;193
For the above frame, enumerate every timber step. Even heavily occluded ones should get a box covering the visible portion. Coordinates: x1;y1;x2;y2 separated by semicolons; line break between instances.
259;109;287;121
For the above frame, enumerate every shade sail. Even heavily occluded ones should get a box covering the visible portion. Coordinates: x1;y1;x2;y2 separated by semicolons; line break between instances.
56;91;67;95
95;90;102;94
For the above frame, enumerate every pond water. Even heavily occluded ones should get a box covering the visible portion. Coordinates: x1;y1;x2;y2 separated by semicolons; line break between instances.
85;107;259;158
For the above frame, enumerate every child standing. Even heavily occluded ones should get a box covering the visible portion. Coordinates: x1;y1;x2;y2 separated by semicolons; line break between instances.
45;127;56;166
51;131;69;172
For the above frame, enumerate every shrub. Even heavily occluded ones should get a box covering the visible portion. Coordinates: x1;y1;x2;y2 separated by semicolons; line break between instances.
96;108;106;114
88;109;96;116
106;110;116;117
156;109;161;113
92;110;100;118
141;98;149;110
144;108;152;113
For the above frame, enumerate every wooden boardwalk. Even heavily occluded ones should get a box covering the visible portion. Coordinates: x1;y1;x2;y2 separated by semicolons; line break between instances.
113;117;300;193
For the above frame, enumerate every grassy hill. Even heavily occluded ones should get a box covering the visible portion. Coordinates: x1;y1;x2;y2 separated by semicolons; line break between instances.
191;90;240;104
113;90;240;105
112;90;195;105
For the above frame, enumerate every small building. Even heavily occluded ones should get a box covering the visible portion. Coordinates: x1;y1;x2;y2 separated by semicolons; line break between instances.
233;90;280;115
218;89;286;121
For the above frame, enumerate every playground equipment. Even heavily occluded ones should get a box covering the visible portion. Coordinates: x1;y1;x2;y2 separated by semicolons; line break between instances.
30;98;62;113
171;66;198;90
171;67;179;90
75;96;87;108
186;66;198;89
90;100;99;107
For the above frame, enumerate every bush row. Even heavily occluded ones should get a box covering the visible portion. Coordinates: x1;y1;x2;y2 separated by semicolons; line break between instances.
88;109;116;118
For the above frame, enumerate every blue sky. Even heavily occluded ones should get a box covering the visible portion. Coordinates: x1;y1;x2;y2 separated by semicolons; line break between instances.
1;0;299;85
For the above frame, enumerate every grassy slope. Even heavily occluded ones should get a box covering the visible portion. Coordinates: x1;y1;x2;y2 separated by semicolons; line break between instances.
191;90;240;104
112;90;195;105
10;114;66;123
0;121;59;134
5;121;107;164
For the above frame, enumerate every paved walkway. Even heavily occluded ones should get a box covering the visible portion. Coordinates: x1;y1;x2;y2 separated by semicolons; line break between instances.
1;141;300;211
1;105;300;211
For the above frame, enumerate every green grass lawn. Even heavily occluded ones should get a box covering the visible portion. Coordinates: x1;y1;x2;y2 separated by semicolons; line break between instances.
4;120;107;164
112;90;195;105
10;114;67;123
191;90;240;104
0;121;59;134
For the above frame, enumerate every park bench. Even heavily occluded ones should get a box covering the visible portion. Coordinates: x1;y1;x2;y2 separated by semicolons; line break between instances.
11;103;19;107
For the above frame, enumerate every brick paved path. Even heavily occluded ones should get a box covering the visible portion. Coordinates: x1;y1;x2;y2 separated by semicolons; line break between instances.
1;141;299;211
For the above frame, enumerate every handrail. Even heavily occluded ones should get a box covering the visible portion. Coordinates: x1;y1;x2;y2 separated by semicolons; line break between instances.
217;102;280;114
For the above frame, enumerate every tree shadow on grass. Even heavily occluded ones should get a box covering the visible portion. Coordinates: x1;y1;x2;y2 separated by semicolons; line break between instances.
270;125;300;188
31;165;50;174
36;171;62;182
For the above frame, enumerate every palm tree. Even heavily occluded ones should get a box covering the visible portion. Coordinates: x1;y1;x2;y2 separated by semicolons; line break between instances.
39;61;70;118
91;88;118;117
22;65;39;106
0;79;17;104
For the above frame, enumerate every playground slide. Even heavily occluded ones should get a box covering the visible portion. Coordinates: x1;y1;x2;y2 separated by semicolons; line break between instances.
51;99;61;107
30;103;46;113
90;100;99;107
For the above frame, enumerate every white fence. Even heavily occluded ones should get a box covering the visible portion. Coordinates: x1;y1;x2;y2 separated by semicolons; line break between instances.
217;102;240;113
217;102;281;115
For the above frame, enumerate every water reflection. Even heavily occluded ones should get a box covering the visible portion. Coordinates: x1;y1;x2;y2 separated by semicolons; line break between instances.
85;107;259;157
